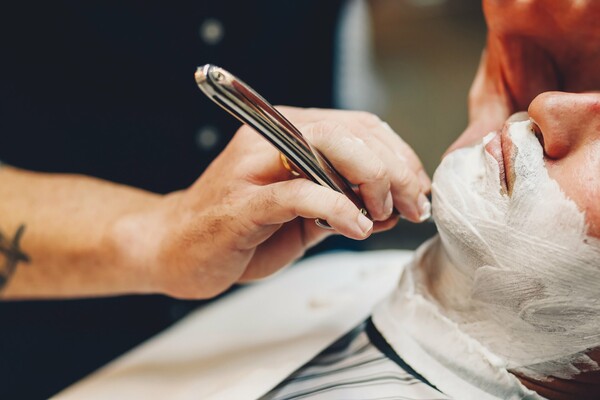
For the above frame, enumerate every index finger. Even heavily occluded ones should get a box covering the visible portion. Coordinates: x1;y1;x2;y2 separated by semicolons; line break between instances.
278;107;431;192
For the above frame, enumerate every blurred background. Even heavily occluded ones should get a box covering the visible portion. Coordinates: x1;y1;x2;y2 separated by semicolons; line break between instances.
361;0;486;250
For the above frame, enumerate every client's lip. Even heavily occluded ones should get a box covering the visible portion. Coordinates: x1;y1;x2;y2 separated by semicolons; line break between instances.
485;131;509;193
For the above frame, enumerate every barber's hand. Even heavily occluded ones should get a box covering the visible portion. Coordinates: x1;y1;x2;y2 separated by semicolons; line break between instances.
111;107;430;299
449;0;600;151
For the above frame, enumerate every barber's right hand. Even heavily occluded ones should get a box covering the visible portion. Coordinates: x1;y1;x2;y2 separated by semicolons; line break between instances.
110;107;430;299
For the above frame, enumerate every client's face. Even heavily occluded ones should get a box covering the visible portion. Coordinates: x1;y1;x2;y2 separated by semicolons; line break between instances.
431;91;600;392
519;92;600;236
481;92;600;236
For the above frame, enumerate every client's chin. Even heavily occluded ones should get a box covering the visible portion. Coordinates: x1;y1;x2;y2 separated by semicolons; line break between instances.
374;120;600;400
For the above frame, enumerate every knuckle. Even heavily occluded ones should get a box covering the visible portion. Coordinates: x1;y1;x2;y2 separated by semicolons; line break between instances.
302;120;335;144
354;111;381;127
393;133;408;145
309;121;349;151
331;193;352;215
366;160;388;183
286;180;313;213
373;162;388;182
327;121;348;138
394;163;415;189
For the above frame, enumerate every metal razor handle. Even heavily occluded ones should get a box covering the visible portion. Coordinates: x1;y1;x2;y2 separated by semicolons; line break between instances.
195;64;369;228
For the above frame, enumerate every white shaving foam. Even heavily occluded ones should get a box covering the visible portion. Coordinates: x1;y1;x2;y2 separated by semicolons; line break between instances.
374;120;600;397
374;238;544;399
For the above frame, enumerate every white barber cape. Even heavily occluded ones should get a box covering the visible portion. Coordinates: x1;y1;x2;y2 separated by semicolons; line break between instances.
56;250;412;400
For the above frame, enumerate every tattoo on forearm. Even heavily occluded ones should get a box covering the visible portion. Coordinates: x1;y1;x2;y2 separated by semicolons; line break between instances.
0;225;30;292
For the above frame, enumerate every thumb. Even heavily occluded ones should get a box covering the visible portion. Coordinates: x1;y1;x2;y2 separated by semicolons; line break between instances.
235;178;373;250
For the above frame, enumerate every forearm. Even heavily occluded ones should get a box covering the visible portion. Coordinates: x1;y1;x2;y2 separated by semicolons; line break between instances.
0;107;427;301
0;166;160;299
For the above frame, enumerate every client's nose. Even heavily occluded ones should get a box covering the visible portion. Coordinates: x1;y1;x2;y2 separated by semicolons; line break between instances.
528;91;600;159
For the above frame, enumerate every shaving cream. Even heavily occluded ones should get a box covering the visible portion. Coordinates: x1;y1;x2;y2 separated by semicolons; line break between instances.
373;120;600;398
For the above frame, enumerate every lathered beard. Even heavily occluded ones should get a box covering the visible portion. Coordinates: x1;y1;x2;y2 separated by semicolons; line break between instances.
430;120;600;380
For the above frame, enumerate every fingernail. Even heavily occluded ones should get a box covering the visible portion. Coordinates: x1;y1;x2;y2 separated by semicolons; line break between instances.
356;211;373;237
418;193;431;222
418;170;431;192
383;192;393;218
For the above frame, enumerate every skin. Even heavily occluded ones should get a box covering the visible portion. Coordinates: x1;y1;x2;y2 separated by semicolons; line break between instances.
450;0;600;153
528;92;600;238
529;93;600;399
485;98;600;399
0;107;430;299
452;1;600;398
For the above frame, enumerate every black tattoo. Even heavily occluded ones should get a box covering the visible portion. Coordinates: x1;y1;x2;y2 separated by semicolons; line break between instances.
0;225;30;292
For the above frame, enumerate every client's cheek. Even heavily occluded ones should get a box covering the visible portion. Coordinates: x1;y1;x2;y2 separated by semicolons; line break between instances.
544;161;600;238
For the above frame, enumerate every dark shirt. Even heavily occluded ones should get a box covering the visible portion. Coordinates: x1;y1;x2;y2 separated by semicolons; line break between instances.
0;1;346;397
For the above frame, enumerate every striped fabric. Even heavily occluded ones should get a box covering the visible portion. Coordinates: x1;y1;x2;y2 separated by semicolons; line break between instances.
261;323;450;400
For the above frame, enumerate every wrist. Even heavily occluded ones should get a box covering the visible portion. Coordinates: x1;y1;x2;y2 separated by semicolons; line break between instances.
105;193;169;295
